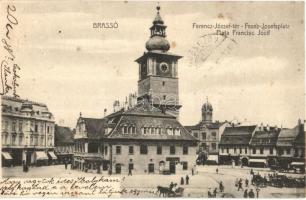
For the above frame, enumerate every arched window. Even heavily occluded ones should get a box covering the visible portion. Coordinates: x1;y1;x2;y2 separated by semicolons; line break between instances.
124;126;128;134
132;126;136;134
167;127;173;135
151;127;155;134
128;126;132;134
175;128;180;136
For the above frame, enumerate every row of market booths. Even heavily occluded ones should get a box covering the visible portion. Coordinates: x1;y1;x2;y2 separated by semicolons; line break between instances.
1;150;58;167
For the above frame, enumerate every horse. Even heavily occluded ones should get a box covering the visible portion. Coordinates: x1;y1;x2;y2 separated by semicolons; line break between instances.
157;186;172;197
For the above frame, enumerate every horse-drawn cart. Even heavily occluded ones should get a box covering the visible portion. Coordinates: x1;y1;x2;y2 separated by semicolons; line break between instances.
157;185;184;197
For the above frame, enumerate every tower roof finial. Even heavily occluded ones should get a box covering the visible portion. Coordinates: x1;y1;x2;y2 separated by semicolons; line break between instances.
156;4;160;13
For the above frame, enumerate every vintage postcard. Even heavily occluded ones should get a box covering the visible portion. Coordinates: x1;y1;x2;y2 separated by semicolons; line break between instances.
0;0;305;198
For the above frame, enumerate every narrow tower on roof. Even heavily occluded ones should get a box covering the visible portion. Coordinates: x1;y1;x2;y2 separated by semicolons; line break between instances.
202;97;213;124
136;5;182;118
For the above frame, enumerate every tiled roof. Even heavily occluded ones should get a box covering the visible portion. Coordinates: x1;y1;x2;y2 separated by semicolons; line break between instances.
184;121;225;131
79;101;197;142
249;129;280;146
108;115;197;141
219;125;257;145
82;118;107;139
2;95;47;107
276;125;299;147
294;131;305;147
54;125;74;144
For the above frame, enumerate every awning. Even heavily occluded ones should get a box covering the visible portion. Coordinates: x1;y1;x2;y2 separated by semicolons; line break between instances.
2;152;12;160
291;162;305;166
35;151;48;160
207;155;219;162
48;152;57;160
249;159;266;163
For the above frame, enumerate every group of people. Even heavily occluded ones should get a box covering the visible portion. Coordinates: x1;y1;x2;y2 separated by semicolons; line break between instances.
233;171;260;198
180;175;190;185
235;178;249;191
207;181;224;198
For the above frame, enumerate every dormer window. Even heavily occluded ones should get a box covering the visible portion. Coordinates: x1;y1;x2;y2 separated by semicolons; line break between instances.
123;126;128;134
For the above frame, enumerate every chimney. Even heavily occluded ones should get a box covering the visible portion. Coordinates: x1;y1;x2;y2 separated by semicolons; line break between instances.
124;96;128;110
266;124;270;131
128;94;133;108
298;119;304;135
113;100;120;112
104;108;107;117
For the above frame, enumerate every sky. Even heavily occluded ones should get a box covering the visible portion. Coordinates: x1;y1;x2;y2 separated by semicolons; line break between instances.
0;1;304;128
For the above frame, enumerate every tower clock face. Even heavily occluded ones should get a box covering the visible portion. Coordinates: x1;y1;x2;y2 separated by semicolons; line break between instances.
156;61;172;77
160;62;169;72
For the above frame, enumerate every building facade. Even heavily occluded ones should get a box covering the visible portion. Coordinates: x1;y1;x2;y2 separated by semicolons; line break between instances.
54;125;74;164
1;96;56;167
185;99;228;164
248;126;280;167
276;120;305;168
72;6;198;174
219;125;257;166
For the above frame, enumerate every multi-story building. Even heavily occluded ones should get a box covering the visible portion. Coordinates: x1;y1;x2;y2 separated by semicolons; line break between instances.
1;96;56;167
185;99;228;164
219;125;257;166
72;6;198;175
276;120;305;168
54;125;74;164
73;102;198;175
248;125;280;167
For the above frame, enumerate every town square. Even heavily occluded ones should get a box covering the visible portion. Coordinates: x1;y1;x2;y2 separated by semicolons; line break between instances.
0;1;305;198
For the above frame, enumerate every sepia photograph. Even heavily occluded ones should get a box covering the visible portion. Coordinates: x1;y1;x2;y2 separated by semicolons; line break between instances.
0;1;305;198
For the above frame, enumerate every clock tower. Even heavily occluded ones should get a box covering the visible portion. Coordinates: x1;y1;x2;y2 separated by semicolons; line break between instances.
135;6;182;118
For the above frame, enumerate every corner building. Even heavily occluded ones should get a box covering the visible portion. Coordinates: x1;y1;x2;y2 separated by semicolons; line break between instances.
1;96;56;167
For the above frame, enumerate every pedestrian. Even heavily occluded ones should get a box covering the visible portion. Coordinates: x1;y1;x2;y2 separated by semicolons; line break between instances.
244;189;248;198
216;168;219;174
128;168;132;176
238;179;243;191
180;177;184;185
213;187;217;197
245;179;249;187
250;169;254;175
256;187;260;198
22;161;26;172
64;160;68;170
219;181;224;192
248;189;255;198
186;175;189;185
192;167;194;176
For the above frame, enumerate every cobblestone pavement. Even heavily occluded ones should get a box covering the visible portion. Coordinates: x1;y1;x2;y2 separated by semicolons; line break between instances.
2;165;305;198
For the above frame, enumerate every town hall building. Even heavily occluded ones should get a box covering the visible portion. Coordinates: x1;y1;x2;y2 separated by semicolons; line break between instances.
72;6;198;175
